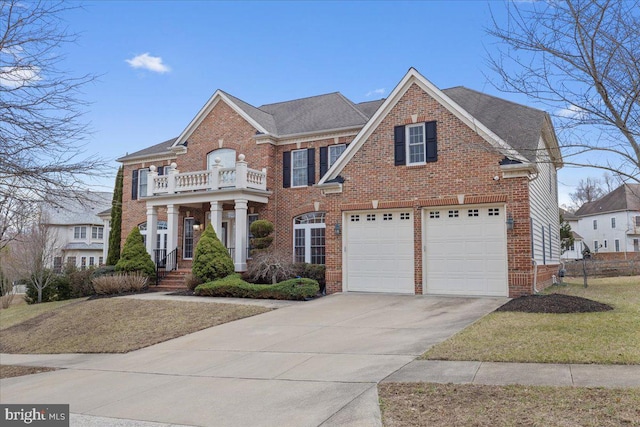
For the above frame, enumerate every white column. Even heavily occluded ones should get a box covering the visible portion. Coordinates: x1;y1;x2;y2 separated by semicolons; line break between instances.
102;217;110;262
236;154;247;189
148;165;158;196
145;205;158;262
166;204;179;271
167;162;178;194
234;199;248;271
210;201;223;238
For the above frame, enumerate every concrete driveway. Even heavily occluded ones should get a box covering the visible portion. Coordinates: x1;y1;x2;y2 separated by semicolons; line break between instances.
0;293;505;427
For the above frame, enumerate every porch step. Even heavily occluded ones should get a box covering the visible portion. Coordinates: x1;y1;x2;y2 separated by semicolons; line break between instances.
154;269;191;291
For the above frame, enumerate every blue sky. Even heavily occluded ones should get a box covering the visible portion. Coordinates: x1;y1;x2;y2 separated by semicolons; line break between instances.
60;0;597;205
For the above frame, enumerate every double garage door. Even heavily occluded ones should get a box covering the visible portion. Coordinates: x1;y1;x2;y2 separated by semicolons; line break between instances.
344;206;507;296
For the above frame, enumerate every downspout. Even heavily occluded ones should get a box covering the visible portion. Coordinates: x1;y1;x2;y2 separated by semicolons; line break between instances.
532;259;539;294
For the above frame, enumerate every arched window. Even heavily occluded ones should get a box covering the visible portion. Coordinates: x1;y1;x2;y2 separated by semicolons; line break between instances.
207;148;236;169
293;212;325;264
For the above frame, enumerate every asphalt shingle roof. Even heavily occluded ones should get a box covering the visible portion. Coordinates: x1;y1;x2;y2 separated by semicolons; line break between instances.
575;184;640;216
118;85;549;164
43;192;113;226
257;92;369;136
443;87;547;163
117;138;178;162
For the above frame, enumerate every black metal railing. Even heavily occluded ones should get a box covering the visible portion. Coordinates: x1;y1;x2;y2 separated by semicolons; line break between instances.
155;247;177;285
225;247;251;263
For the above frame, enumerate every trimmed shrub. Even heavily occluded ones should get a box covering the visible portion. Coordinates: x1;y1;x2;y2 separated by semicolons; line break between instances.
116;227;156;277
91;265;117;278
250;219;274;253
195;274;319;300
292;263;326;290
92;272;148;295
52;274;73;300
192;224;234;282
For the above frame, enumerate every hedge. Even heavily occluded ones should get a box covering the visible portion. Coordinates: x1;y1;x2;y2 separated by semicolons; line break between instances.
195;274;319;300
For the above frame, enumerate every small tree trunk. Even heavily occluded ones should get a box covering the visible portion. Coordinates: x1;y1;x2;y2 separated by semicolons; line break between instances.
37;286;42;303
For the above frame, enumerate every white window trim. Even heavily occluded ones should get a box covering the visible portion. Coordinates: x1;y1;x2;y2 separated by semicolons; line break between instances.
183;217;195;260
328;144;346;168
406;123;426;166
138;168;150;198
73;226;87;240
207;148;236;169
291;149;308;188
293;213;326;264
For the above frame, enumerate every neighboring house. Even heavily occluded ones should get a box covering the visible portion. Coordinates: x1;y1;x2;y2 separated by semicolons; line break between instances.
560;208;584;260
43;192;113;272
574;184;640;259
116;68;562;297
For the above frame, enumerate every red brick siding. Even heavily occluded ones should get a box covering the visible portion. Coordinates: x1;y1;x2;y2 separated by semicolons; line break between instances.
120;84;542;297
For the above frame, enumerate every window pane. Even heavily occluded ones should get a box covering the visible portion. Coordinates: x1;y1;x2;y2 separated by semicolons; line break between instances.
184;218;194;258
310;228;325;264
292;150;308;186
294;229;305;263
407;125;425;164
139;169;149;197
328;144;346;167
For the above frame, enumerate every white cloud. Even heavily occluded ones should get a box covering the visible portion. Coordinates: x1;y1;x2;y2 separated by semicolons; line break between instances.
125;53;171;73
0;66;41;89
557;104;586;119
365;88;385;97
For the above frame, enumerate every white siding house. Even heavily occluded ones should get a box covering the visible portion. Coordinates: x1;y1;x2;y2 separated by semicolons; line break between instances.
573;184;640;257
42;192;113;272
529;137;561;266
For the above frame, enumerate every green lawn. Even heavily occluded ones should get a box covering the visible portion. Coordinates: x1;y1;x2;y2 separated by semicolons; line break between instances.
422;276;640;364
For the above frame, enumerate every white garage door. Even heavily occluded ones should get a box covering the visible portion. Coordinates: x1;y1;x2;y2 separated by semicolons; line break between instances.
424;205;507;296
345;210;414;293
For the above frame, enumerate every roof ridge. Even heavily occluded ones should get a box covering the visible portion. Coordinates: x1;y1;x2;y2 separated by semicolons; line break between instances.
335;92;369;122
259;91;342;108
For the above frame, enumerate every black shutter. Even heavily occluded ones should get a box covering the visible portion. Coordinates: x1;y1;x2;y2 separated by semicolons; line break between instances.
283;151;291;188
426;121;437;162
307;148;315;186
132;169;139;200
319;146;329;177
394;125;406;166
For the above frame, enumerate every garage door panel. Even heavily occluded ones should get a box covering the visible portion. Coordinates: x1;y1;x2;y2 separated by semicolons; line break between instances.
346;210;414;294
424;206;507;297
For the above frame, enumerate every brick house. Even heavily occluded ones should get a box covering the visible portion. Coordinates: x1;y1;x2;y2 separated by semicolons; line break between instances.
117;68;562;297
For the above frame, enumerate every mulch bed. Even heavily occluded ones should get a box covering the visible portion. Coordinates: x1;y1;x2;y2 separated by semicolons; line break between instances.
496;293;613;314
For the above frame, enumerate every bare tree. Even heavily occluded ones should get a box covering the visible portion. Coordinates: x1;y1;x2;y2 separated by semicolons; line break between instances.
487;0;640;183
0;190;32;251
6;212;59;303
0;0;106;247
570;176;605;209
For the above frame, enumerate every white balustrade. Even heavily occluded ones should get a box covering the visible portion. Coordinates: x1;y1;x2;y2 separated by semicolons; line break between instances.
148;155;267;195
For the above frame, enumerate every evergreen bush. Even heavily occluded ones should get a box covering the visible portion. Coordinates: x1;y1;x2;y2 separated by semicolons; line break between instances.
192;224;234;282
250;219;274;253
115;227;156;277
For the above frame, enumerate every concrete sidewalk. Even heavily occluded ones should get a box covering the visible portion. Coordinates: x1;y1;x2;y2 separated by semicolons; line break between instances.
383;360;640;388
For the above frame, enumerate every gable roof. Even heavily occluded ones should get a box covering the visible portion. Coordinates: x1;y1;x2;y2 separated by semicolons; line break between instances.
118;68;560;168
258;92;370;136
320;67;548;184
575;184;640;216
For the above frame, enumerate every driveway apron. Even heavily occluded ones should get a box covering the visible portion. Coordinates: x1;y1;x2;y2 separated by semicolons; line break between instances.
0;293;505;427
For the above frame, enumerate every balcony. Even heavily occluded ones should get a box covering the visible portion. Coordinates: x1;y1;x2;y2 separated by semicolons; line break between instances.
147;154;267;196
